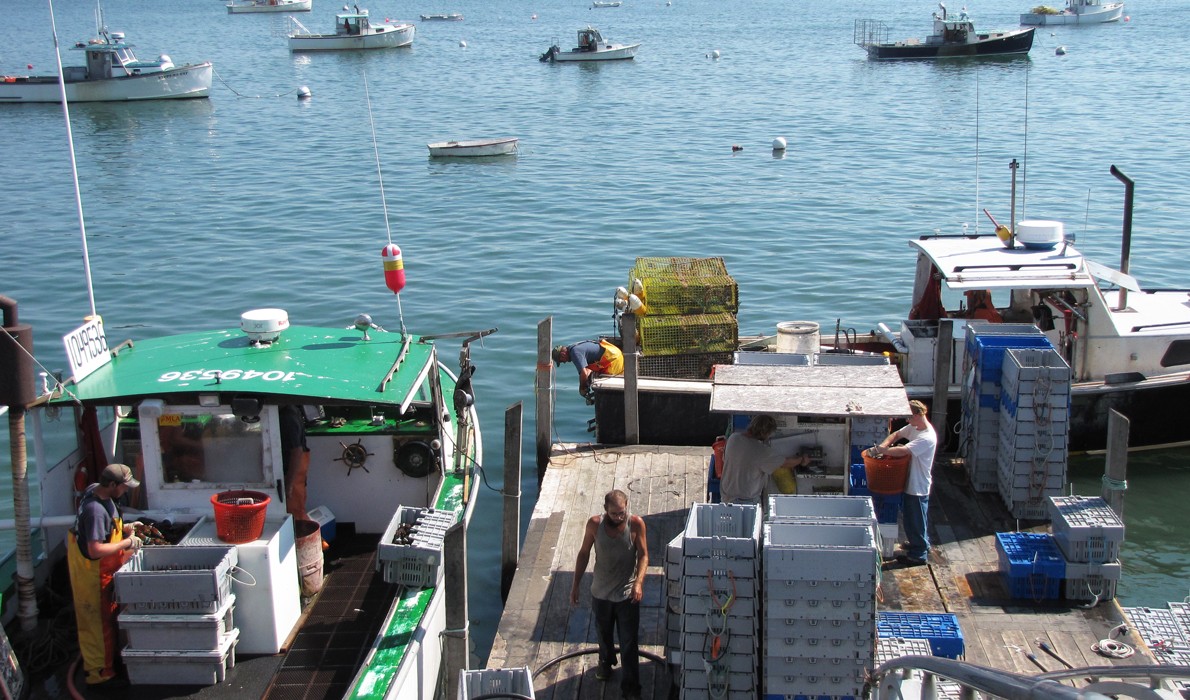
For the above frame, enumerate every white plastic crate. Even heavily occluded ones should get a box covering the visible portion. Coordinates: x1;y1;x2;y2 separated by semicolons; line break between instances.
763;596;877;621
1048;496;1125;563
119;594;235;651
123;628;238;686
377;506;455;587
458;666;534;700
683;503;761;559
679;689;755;700
763;549;880;584
767;494;877;520
683;574;758;598
682;667;755;691
1123;607;1189;647
682;554;758;579
765;632;874;659
684;595;756;618
683;629;759;656
875;636;933;665
666;532;684;565
681;651;754;673
114;545;237;615
682;611;758;637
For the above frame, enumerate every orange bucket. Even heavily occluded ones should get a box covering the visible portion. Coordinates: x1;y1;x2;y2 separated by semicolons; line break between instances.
863;453;910;495
211;490;270;544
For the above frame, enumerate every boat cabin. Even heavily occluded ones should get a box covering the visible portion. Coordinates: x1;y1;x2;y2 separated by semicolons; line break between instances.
576;27;605;51
899;232;1190;389
338;11;371;35
931;7;975;44
72;32;173;80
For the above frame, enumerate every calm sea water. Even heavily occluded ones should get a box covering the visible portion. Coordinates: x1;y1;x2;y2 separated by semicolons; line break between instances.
2;0;1188;660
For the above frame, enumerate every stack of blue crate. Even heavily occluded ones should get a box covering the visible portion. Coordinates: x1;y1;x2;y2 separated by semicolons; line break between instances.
995;532;1065;600
1047;496;1124;601
678;503;761;700
997;348;1071;519
876;612;965;658
959;323;1053;493
847;462;900;525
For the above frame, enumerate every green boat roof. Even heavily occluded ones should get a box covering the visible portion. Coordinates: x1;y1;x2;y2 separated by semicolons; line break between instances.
53;325;436;407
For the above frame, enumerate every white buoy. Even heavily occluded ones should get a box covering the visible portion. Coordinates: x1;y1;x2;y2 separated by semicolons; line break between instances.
1055;45;1066;55
709;49;720;59
772;136;787;151
297;85;311;99
459;39;467;48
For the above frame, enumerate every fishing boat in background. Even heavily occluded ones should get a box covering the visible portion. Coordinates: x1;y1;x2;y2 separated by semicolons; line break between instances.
288;9;415;51
1020;0;1124;25
591;2;623;8
419;12;463;20
227;0;312;14
0;26;212;103
427;137;519;157
539;26;640;62
854;4;1035;59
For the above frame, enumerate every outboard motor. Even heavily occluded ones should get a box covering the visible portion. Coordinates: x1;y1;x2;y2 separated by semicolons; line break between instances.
539;45;559;62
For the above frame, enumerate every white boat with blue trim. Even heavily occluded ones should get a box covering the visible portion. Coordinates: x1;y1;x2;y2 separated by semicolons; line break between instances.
288;8;415;51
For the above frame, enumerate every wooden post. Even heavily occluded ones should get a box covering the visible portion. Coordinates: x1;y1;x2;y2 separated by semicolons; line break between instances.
536;318;553;480
621;313;640;445
1102;409;1129;517
930;320;953;452
501;402;523;602
443;521;469;698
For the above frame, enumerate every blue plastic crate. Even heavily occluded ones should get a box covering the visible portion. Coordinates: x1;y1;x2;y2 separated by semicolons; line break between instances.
876;612;964;658
707;457;721;503
872;493;901;524
848;464;871;498
1003;571;1061;600
995;532;1065;580
970;335;1054;377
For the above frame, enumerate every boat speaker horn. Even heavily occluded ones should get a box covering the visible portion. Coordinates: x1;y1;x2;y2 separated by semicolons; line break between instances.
394;440;436;478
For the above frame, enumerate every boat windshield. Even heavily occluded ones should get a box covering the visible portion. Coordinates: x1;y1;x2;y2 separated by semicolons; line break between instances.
147;410;266;486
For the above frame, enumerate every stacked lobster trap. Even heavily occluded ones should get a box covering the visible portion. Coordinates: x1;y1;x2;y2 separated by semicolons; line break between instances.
623;257;739;379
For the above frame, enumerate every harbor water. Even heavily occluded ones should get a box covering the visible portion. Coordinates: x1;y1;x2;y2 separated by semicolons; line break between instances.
2;0;1189;662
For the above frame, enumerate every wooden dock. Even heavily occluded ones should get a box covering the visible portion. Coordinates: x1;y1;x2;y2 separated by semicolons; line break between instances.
487;444;1153;700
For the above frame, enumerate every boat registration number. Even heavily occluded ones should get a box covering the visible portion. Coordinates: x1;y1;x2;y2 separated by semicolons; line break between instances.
157;369;304;383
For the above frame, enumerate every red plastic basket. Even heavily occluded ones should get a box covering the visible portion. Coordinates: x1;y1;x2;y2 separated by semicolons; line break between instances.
863;453;910;495
211;490;270;544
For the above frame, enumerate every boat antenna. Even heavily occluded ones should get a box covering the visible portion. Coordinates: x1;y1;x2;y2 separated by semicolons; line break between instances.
50;0;98;319
363;71;407;339
974;67;980;235
1021;63;1030;220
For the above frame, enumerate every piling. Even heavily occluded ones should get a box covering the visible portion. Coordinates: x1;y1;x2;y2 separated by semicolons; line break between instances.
536;318;554;478
622;314;640;444
1103;409;1129;516
502;402;522;601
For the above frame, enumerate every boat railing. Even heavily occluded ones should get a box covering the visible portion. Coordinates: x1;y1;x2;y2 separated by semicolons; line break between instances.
854;18;889;47
872;655;1190;700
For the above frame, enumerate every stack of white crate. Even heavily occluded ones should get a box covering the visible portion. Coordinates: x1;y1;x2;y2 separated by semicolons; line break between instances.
762;510;879;700
1047;495;1124;601
664;533;684;667
678;503;761;700
998;348;1071;519
113;546;240;686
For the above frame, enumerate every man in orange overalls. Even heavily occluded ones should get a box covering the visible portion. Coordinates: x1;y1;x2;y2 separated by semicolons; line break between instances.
67;463;142;687
553;340;625;398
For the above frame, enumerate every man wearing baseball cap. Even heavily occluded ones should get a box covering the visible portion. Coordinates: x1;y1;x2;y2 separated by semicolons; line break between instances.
67;463;143;687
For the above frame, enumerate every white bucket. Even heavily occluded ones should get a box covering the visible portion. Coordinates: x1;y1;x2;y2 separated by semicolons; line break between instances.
776;321;820;354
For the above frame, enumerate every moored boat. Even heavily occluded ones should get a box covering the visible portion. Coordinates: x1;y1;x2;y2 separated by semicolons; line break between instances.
855;4;1035;60
0;26;212;103
227;0;312;14
419;12;463;20
427;137;519;157
1021;0;1124;25
288;9;415;51
539;26;640;62
591;1;623;7
589;167;1190;452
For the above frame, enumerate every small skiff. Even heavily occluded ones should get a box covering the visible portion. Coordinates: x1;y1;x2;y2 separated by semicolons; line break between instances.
427;137;519;157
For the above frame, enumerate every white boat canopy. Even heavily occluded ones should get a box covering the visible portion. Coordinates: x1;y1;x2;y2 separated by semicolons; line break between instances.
909;237;1097;291
709;364;910;418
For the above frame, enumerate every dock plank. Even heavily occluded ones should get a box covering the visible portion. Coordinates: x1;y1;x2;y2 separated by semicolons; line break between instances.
491;443;1153;698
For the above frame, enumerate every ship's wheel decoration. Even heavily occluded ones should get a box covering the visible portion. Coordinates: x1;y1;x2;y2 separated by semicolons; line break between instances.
335;440;373;475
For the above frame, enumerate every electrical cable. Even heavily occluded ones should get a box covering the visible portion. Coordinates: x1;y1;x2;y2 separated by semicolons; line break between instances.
532;646;667;678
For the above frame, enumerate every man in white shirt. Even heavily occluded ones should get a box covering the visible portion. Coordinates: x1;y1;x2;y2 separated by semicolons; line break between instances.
871;400;938;565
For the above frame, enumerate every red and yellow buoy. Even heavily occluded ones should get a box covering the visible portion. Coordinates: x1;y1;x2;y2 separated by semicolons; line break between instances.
381;244;405;294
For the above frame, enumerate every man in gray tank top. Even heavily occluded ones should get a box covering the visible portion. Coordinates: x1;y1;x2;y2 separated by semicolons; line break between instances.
570;489;649;699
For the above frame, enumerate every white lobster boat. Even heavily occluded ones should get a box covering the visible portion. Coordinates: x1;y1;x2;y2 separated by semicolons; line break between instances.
288;9;415;51
539;26;640;62
1021;0;1125;25
227;0;312;14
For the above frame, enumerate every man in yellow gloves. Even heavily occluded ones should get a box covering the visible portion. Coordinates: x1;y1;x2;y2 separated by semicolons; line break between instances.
68;463;142;688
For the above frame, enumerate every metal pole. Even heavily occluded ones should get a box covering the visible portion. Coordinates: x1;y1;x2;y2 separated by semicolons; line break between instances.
1110;165;1134;312
501;403;522;602
535;318;553;480
621;314;640;445
931;320;953;452
1102;409;1129;517
1009;159;1019;245
443;522;469;699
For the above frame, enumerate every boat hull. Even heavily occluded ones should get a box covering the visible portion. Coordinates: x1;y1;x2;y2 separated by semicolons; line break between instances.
867;27;1034;59
1020;4;1123;24
0;62;213;103
228;0;311;13
427;138;518;157
289;23;415;51
553;44;640;61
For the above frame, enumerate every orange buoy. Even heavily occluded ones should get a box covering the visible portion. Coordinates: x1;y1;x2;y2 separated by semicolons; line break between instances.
381;244;406;294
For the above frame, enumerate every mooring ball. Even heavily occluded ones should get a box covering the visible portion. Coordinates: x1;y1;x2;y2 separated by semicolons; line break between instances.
772;137;787;150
